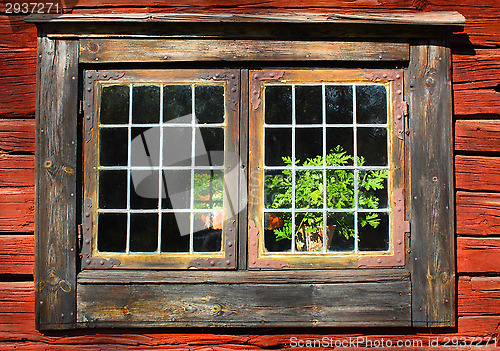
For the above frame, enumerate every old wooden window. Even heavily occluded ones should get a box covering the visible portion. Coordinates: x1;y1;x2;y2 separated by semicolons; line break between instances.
30;12;464;329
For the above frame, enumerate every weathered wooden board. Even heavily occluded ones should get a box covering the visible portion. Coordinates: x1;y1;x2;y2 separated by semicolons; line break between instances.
458;277;500;316
0;235;34;275
455;120;500;153
455;156;500;192
77;281;411;327
456;192;500;236
0;155;34;188
0;119;35;154
458;237;500;274
454;89;500;116
453;49;500;87
0;187;34;233
79;38;409;63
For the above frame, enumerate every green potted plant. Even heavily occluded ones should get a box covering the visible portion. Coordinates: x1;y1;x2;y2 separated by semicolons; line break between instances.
265;145;388;252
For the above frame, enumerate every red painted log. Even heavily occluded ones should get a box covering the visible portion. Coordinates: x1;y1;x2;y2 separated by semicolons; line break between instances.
0;235;34;275
0;155;34;188
454;89;500;116
0;119;35;154
455;120;500;153
458;237;500;274
457;192;500;236
458;277;500;316
453;49;500;89
0;187;34;233
455;156;500;192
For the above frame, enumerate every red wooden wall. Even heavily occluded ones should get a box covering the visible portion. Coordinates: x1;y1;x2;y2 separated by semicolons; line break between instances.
0;1;499;349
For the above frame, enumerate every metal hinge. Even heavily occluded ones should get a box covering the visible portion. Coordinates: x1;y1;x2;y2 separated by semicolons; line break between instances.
77;224;83;252
79;99;84;115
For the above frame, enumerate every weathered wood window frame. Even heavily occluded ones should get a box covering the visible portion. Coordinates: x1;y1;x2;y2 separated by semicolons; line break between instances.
29;12;464;330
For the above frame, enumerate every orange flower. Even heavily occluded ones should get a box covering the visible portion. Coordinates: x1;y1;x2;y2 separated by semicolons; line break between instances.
267;213;283;230
201;213;223;230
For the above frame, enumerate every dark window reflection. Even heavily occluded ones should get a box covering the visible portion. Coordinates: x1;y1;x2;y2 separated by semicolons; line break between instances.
357;128;387;166
132;85;160;124
161;212;190;252
97;213;127;252
296;128;322;164
265;86;292;124
327;212;355;252
326;85;353;124
196;127;224;166
99;170;127;209
265;128;291;166
130;170;159;209
193;212;222;252
264;212;292;252
326;128;354;165
130;213;158;252
295;85;322;124
162;170;191;210
163;85;192;123
358;212;389;251
99;128;128;166
195;85;224;124
356;85;387;124
100;85;129;125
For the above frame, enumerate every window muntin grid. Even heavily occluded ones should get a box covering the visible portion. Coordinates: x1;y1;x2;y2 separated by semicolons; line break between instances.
96;83;226;255
263;83;390;254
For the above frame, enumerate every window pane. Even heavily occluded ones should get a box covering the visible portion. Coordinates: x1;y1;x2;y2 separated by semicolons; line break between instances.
99;128;128;166
100;85;129;125
358;212;389;251
130;213;158;252
97;213;127;252
265;86;292;124
193;170;224;210
356;85;387;124
326;85;353;124
264;170;292;209
130;170;159;209
326;128;354;166
295;85;322;124
265;128;291;166
131;127;160;167
327;212;355;252
132;85;160;124
296;128;322;164
161;212;190;252
295;170;323;209
163;85;192;123
264;212;292;252
357;127;387;166
326;169;354;209
99;170;127;209
196;127;224;166
195;85;224;124
163;127;192;167
295;212;323;252
358;170;389;210
162;170;191;210
193;212;222;252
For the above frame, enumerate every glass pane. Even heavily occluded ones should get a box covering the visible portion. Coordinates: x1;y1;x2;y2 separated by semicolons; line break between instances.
193;212;222;252
295;212;324;252
327;212;354;252
130;213;158;252
99;128;128;166
100;85;129;125
265;128;291;166
97;213;127;252
356;85;387;124
131;127;160;167
326;169;354;209
264;212;292;252
357;128;387;166
132;85;160;124
162;170;191;210
195;85;224;124
295;85;322;124
161;212;190;252
130;170;159;209
358;170;389;210
295;170;323;209
264;170;292;209
295;128;322;165
265;86;292;124
326;85;353;124
193;170;224;210
195;127;224;166
358;212;389;251
163;126;192;167
326;128;354;166
99;170;127;209
163;85;192;123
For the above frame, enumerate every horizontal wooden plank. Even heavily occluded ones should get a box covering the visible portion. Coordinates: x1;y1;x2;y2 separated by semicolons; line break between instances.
458;277;500;316
457;192;500;236
0;282;34;336
455;156;500;192
455;120;500;153
458;237;500;274
0;119;35;154
79;38;409;63
0;155;34;188
454;89;500;116
453;49;500;88
0;187;34;233
0;235;34;275
77;281;411;327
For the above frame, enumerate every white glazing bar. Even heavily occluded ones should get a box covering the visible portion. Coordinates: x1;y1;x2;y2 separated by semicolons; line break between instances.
263;123;387;128
263;165;389;171
291;85;296;253
322;84;327;254
100;209;221;214
126;84;133;254
157;85;164;253
189;85;196;254
353;84;359;253
99;166;225;171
